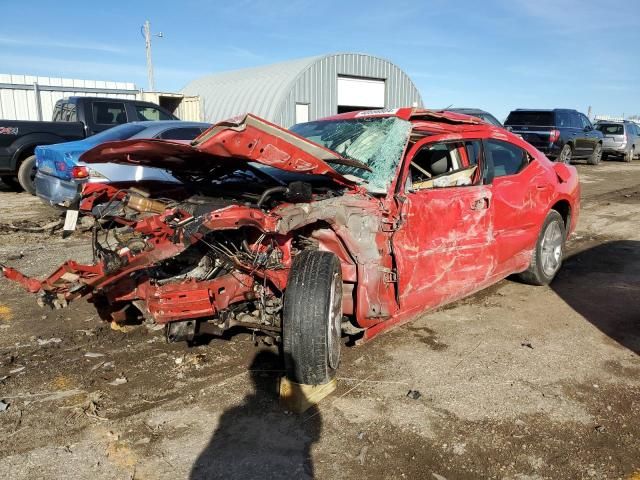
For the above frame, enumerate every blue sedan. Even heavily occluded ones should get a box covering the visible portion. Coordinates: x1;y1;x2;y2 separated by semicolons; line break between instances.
35;120;210;207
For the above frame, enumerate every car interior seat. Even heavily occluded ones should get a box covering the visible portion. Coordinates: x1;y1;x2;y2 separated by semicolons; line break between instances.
96;110;114;124
115;111;127;124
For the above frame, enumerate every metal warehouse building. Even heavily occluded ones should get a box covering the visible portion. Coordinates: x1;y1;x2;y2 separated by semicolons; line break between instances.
182;53;423;127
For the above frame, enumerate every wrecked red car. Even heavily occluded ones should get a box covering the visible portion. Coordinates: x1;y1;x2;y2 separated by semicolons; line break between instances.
1;108;580;385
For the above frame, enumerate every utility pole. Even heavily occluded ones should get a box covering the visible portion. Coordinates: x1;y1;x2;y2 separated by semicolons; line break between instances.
142;20;163;92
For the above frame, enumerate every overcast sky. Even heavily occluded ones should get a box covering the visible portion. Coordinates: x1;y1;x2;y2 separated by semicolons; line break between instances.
0;0;638;121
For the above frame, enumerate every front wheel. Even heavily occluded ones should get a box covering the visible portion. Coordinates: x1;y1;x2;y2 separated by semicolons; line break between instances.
283;250;342;385
17;155;37;194
518;210;566;286
587;143;602;165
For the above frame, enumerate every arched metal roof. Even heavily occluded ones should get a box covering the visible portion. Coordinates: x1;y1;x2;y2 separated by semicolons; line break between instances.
182;53;423;127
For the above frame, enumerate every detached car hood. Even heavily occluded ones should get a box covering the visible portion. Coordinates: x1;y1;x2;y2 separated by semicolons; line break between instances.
79;114;360;188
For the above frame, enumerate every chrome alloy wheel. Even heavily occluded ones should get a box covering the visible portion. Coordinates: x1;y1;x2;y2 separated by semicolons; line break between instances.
540;221;563;277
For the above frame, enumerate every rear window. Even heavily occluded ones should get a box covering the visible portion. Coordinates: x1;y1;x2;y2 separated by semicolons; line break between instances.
52;102;77;122
596;123;624;135
157;127;206;140
85;123;147;144
505;111;554;126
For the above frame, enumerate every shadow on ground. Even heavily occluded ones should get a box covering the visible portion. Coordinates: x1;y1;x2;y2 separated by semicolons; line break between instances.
552;240;640;354
190;350;322;480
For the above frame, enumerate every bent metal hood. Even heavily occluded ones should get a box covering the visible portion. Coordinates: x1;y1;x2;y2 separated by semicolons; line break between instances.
79;114;361;188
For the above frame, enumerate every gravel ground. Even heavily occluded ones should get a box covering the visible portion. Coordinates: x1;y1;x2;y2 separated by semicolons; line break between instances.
0;160;638;480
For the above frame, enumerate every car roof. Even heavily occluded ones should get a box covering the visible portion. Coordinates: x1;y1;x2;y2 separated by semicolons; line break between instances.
127;121;211;138
595;119;631;124
126;120;210;128
512;108;576;113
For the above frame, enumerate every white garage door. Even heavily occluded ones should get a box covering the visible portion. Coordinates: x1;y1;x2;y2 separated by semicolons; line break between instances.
337;76;385;108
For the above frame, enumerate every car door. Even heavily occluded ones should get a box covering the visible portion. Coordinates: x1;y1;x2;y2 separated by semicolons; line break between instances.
569;112;587;156
391;138;496;313
579;113;597;155
485;139;554;276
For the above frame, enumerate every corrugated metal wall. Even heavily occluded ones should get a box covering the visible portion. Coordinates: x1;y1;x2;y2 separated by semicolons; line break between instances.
182;53;424;128
0;74;138;121
278;53;423;127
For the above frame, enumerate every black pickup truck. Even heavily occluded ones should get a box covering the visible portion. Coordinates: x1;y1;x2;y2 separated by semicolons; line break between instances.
0;96;177;193
504;109;604;165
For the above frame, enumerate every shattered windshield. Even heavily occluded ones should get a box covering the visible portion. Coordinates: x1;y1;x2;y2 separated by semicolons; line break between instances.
290;117;411;193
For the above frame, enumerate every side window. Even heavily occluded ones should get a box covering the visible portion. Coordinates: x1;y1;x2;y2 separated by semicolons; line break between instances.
136;105;173;121
485;139;528;177
92;102;127;125
569;113;582;129
409;141;478;189
556;111;570;127
157;127;205;140
580;114;592;129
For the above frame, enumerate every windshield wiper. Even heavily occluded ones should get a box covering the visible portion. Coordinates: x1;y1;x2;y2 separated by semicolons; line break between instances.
326;156;372;172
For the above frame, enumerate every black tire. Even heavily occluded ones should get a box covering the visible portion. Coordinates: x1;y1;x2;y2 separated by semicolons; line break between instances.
557;144;572;164
601;153;608;161
0;175;20;190
587;143;602;165
283;250;342;385
518;210;566;286
624;146;634;163
17;155;37;194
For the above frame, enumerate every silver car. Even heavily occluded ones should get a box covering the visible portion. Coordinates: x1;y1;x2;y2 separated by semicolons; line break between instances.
595;120;640;162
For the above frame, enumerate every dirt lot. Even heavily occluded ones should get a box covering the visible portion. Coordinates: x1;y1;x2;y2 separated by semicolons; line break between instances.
0;161;638;480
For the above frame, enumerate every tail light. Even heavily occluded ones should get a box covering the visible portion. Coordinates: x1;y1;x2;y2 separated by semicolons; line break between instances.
549;129;560;143
71;166;89;179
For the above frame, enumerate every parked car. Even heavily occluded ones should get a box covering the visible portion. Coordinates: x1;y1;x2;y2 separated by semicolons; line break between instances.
448;108;503;127
595;120;640;162
35;121;211;208
504;109;604;165
2;108;580;385
0;96;178;193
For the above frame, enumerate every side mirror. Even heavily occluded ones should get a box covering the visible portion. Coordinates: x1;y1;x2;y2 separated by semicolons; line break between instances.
583;125;592;132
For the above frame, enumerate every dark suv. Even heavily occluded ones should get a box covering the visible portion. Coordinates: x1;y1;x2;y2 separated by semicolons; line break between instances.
504;109;604;165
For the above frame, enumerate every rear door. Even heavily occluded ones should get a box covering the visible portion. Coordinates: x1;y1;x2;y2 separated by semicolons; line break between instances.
392;138;496;313
570;112;589;156
87;101;128;135
485;139;553;276
579;113;597;155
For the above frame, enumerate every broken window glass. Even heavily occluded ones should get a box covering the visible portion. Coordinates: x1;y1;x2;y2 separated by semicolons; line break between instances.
290;117;411;193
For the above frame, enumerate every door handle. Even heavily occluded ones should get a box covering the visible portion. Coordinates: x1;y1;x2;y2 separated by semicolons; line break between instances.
471;198;490;210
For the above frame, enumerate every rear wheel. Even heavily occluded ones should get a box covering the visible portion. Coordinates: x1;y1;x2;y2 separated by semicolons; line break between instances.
0;175;20;190
587;143;602;165
558;144;572;164
624;146;634;163
518;210;566;286
17;155;37;194
283;250;342;385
